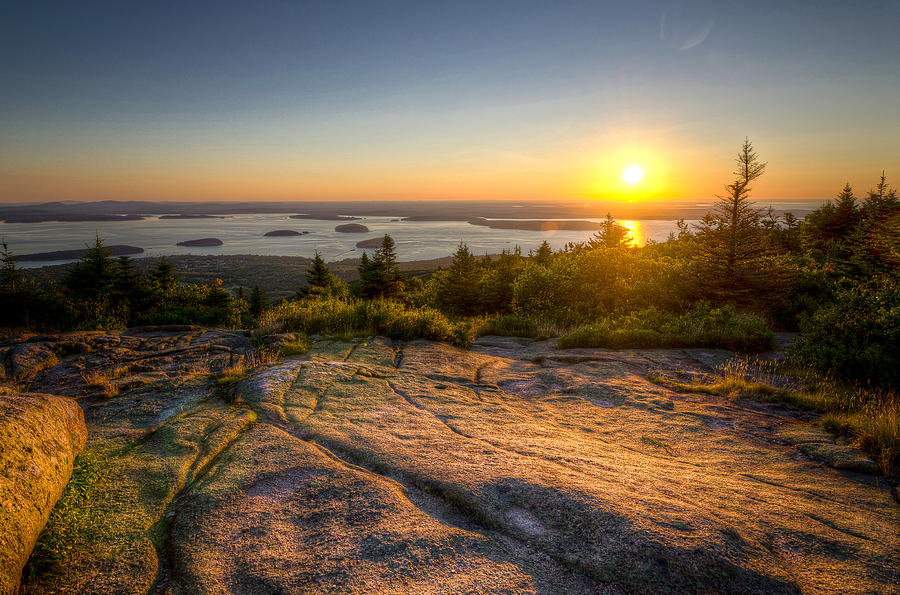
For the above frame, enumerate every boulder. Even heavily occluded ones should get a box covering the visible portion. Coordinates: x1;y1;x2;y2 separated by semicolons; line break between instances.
0;393;87;594
7;342;58;381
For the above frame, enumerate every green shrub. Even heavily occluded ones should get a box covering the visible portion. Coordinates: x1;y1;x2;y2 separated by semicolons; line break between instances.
788;281;900;389
558;304;773;352
258;295;472;348
476;314;569;340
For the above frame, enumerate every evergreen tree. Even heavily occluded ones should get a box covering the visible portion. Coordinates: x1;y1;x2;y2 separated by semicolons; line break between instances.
150;256;176;295
850;173;900;277
588;213;632;249
863;171;899;218
693;138;768;302
358;252;377;297
113;256;138;297
249;285;266;317
300;251;344;298
0;243;66;329
480;248;524;313
0;242;22;292
65;234;118;319
361;235;404;298
438;242;481;314
203;278;233;309
533;241;553;265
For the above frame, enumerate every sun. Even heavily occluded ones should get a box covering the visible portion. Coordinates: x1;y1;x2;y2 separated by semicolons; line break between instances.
622;164;644;185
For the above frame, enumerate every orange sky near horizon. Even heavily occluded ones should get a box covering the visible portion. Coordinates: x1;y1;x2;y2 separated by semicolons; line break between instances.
2;133;896;204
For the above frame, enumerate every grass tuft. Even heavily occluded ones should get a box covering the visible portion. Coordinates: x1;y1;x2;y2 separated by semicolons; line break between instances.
475;314;571;340
649;358;899;475
26;450;111;576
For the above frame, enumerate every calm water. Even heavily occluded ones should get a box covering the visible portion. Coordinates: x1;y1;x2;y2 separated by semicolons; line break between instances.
1;203;822;267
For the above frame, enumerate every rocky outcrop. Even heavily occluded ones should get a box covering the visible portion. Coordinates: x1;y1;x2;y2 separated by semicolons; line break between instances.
0;393;87;594
13;331;900;593
5;342;58;381
334;223;369;233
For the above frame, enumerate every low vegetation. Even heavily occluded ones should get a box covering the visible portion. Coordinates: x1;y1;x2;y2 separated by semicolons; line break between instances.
557;304;773;352
25;450;110;576
259;295;473;348
649;359;899;474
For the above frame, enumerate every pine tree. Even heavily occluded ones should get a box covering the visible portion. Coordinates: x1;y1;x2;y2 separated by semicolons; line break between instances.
150;256;176;295
362;235;404;298
588;213;632;249
0;242;21;292
480;248;524;313
438;242;481;314
693;138;768;302
358;252;377;297
301;251;343;298
113;256;138;296
533;241;553;265
65;234;117;305
850;173;900;277
249;285;266;317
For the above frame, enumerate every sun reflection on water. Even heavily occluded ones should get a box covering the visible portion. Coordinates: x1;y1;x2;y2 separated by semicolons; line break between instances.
618;220;644;246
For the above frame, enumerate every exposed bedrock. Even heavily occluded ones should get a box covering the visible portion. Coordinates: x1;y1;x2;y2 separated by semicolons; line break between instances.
0;393;87;594
10;330;899;594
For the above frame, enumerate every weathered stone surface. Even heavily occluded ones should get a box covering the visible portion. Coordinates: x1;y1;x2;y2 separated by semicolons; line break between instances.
6;342;58;381
0;393;86;594
13;331;900;594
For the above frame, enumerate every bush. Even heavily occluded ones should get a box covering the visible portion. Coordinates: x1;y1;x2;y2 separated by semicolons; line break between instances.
558;304;774;352
788;280;900;388
475;314;568;340
258;295;472;348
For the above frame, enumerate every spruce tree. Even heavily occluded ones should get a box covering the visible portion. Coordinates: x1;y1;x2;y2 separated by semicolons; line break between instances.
362;235;403;298
533;241;553;265
693;138;767;302
65;234;117;307
0;242;21;292
438;242;481;314
358;252;377;297
588;213;632;249
150;257;176;296
249;285;266;317
301;251;342;297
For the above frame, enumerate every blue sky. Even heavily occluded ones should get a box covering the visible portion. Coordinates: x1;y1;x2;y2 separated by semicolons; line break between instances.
2;0;898;201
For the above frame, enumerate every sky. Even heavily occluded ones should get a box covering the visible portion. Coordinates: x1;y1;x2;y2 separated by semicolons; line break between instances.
1;0;899;203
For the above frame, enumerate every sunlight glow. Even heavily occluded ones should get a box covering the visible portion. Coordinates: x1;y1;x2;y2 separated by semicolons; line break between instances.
618;220;644;246
623;165;644;185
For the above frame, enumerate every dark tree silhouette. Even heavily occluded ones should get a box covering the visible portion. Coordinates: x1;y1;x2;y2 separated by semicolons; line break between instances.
300;251;343;298
437;242;481;314
588;213;632;249
249;285;266;317
693;138;768;301
360;235;404;298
